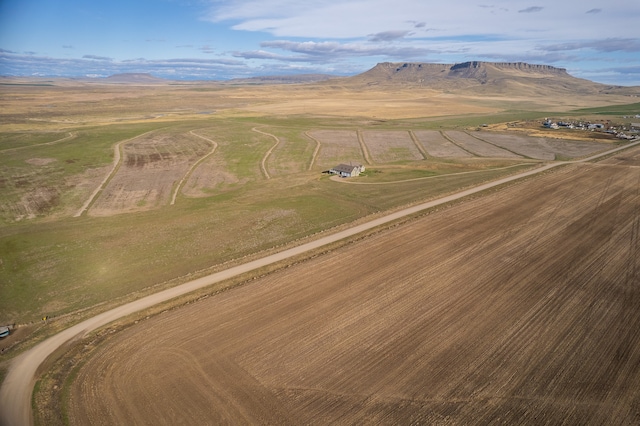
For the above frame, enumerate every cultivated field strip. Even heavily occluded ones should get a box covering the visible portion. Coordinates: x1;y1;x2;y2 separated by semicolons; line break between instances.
257;129;317;176
180;148;242;197
471;131;607;160
88;131;211;215
360;130;424;163
412;130;473;158
171;130;218;204
307;130;366;169
68;148;640;425
444;130;523;158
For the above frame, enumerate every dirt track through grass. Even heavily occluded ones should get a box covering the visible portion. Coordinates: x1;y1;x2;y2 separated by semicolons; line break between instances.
304;131;321;170
252;128;280;179
0;132;76;153
170;130;218;205
73;133;125;217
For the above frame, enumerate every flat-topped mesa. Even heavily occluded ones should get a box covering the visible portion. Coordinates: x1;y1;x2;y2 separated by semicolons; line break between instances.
347;60;640;95
370;61;568;80
450;61;567;74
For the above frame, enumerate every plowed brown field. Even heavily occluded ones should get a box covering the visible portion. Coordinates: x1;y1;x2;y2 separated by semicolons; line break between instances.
67;148;640;425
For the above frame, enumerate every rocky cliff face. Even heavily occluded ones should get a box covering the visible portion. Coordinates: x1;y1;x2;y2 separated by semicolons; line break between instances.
450;61;566;73
448;61;568;83
367;61;569;83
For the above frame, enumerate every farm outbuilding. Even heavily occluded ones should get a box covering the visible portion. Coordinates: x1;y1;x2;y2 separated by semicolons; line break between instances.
329;164;365;177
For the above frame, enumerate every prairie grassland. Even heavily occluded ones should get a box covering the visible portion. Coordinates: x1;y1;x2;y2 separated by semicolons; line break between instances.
0;81;631;331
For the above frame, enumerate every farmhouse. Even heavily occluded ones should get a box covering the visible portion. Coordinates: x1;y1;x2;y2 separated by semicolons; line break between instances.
329;164;365;177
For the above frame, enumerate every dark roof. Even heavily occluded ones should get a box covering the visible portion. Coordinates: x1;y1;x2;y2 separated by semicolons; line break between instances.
331;164;359;174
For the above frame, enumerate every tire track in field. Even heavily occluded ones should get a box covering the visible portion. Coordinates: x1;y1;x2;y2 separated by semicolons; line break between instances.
409;130;429;160
0;132;76;153
2;140;640;426
252;128;280;179
170;130;218;205
465;130;535;159
356;130;373;165
440;130;477;156
305;131;321;171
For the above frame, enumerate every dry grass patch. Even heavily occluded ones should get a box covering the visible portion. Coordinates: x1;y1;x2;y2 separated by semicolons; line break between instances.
444;130;523;158
361;130;424;163
470;131;609;160
412;130;473;158
88;130;212;215
307;130;365;169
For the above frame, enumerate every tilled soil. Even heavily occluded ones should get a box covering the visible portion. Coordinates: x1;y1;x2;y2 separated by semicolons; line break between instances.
444;130;522;158
413;130;472;158
361;130;424;162
471;131;608;160
88;132;211;215
306;130;367;168
67;148;640;425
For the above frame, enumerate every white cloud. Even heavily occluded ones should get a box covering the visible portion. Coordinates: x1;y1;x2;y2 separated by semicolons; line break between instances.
256;40;437;61
518;6;544;13
542;38;640;53
368;31;412;42
205;0;640;41
83;54;113;61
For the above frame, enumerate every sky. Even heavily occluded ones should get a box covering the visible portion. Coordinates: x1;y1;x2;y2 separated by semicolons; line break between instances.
1;0;639;85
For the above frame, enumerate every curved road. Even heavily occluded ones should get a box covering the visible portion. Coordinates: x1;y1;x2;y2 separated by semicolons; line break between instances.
252;128;280;179
1;140;638;426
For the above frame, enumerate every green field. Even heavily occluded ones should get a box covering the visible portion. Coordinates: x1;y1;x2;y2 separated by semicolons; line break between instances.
1;83;635;338
573;102;640;115
0;115;539;324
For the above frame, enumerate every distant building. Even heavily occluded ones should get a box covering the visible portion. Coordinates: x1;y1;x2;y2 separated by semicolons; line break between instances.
329;164;365;178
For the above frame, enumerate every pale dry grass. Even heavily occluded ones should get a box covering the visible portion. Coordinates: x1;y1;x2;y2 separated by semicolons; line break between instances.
361;130;423;163
413;130;473;158
444;131;523;158
307;130;364;169
88;130;211;216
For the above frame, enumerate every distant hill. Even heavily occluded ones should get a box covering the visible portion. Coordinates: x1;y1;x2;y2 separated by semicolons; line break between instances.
225;74;335;85
101;73;167;84
335;61;640;96
97;73;335;85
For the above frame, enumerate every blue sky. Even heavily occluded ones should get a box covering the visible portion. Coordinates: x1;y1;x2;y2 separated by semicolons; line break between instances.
1;0;639;85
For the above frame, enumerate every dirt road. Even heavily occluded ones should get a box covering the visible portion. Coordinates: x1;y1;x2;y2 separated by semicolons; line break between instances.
1;140;638;426
252;127;280;179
